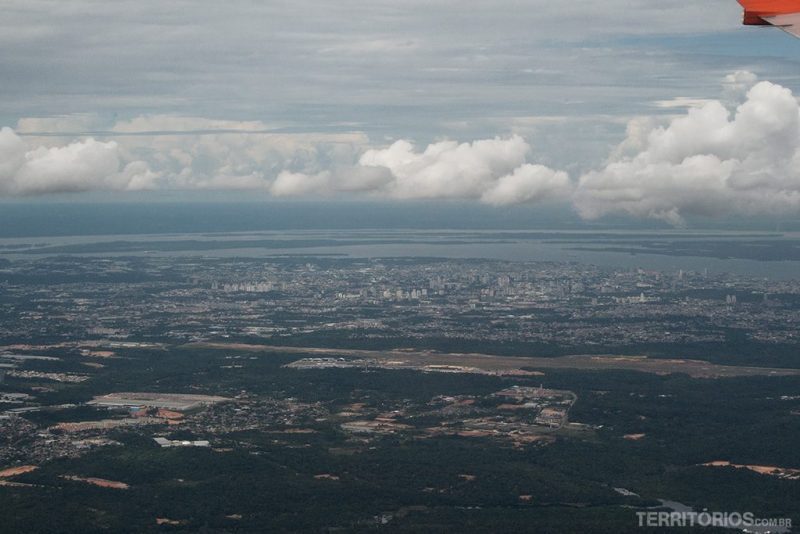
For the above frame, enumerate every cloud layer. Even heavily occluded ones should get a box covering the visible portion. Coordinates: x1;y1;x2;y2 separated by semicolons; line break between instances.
5;118;571;206
266;136;571;205
5;73;800;224
0;0;756;150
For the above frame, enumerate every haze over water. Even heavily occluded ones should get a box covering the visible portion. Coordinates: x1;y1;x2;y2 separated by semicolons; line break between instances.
2;202;797;281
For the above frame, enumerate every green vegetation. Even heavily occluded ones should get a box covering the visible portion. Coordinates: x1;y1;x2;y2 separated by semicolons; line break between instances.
1;346;798;532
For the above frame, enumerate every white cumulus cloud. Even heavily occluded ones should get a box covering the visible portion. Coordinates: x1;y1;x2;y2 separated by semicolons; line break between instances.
271;170;332;197
0;127;155;195
354;135;569;205
481;164;571;206
575;75;800;224
255;135;571;205
359;136;529;200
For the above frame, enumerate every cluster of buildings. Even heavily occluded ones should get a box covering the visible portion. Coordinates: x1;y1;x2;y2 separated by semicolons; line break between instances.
1;256;798;352
331;385;579;446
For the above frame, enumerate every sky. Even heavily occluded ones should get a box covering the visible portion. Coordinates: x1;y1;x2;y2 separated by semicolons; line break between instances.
2;0;800;225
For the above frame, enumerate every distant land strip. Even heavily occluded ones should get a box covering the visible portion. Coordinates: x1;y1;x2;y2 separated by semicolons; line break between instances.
183;342;800;379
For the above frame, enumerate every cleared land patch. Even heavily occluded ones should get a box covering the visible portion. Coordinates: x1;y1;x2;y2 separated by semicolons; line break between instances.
186;343;800;379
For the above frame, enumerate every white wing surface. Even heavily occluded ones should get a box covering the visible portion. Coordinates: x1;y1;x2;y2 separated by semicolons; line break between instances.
763;12;800;38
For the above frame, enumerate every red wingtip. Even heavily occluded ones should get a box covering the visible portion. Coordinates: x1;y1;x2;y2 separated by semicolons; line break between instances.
738;0;800;25
737;0;800;11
